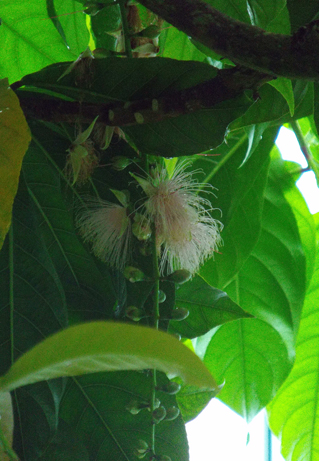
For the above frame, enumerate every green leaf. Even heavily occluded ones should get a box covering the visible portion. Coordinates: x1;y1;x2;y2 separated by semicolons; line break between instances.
202;159;307;421
19;57;251;156
0;322;219;392
59;371;189;461
0;79;31;249
269;78;295;116
169;275;252;339
204;318;291;422
267;241;319;461
241;122;270;166
174;378;217;423
22;120;117;324
0;0;88;83
46;0;69;49
199;127;275;289
205;0;287;30
160;26;207;61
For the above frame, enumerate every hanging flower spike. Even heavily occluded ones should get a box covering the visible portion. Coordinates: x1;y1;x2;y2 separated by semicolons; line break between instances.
131;162;223;275
76;190;131;271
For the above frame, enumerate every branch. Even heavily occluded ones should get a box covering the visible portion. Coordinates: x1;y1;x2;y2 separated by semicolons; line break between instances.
17;67;270;127
138;0;319;81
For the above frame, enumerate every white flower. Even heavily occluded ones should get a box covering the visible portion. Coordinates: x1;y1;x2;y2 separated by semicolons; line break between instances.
76;195;131;270
132;162;223;275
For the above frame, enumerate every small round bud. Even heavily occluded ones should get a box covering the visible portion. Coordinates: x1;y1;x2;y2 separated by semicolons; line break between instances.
126;399;148;415
170;308;189;321
158;290;166;303
158;382;181;395
152;406;166;424
157;456;172;461
124;266;146;283
164;406;180;421
171;332;182;341
134;439;149;457
132;220;151;241
166;270;192;284
125;306;145;321
111;156;132;171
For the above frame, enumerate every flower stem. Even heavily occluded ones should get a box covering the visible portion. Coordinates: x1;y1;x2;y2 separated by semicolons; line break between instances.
118;0;133;58
150;223;160;454
290;120;310;163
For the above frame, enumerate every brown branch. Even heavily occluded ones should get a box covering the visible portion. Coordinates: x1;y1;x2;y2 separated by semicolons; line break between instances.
138;0;319;81
17;67;270;127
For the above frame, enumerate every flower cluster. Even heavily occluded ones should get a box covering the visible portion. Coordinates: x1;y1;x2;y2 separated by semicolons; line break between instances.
77;162;222;275
133;162;223;274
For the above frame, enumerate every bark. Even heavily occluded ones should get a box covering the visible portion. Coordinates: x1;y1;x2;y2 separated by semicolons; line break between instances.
138;0;319;81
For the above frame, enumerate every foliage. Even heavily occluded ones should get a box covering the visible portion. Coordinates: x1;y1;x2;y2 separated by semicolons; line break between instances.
0;1;319;460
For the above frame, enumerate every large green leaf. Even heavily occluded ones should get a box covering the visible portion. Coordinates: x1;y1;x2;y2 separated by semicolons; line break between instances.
169;275;252;339
0;0;88;83
268;240;319;461
199;127;275;289
160;26;208;61
202;159;307;421
0;79;31;249
22;120;117;324
59;371;189;461
0;322;219;392
0;176;68;459
204;318;290;422
19;58;251;156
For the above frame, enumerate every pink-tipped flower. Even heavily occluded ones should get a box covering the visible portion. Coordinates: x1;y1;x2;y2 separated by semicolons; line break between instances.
132;162;223;275
76;191;131;270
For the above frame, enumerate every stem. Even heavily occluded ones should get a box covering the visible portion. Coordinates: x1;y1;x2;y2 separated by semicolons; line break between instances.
0;426;19;460
118;0;133;58
290;120;310;164
150;223;160;454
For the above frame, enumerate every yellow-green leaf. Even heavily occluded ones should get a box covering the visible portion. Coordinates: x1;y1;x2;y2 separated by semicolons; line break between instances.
0;322;219;393
0;79;31;249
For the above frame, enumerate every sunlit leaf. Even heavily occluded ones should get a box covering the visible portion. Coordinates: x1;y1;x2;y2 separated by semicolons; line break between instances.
0;322;219;392
0;79;31;249
268;241;319;461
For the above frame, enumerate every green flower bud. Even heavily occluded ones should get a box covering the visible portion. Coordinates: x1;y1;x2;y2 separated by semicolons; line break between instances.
132;219;151;241
157;456;172;461
111;156;132;171
171;332;182;341
164;406;180;421
124;266;147;283
125;306;145;321
166;270;192;284
170;308;189;321
134;439;149;457
126;399;148;415
152;406;166;424
158;382;181;395
158;290;166;303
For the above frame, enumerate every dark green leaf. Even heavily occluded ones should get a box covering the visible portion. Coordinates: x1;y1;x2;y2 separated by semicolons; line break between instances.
199;127;276;289
60;371;189;461
169;276;252;339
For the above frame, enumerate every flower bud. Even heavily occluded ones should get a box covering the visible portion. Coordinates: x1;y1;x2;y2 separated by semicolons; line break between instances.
158;382;181;395
166;270;192;284
152;406;166;424
111;156;132;171
125;306;145;321
132;214;151;241
126;399;148;415
170;308;189;321
134;439;149;458
164;406;180;421
157;456;172;461
158;290;166;303
171;332;182;341
124;266;147;283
